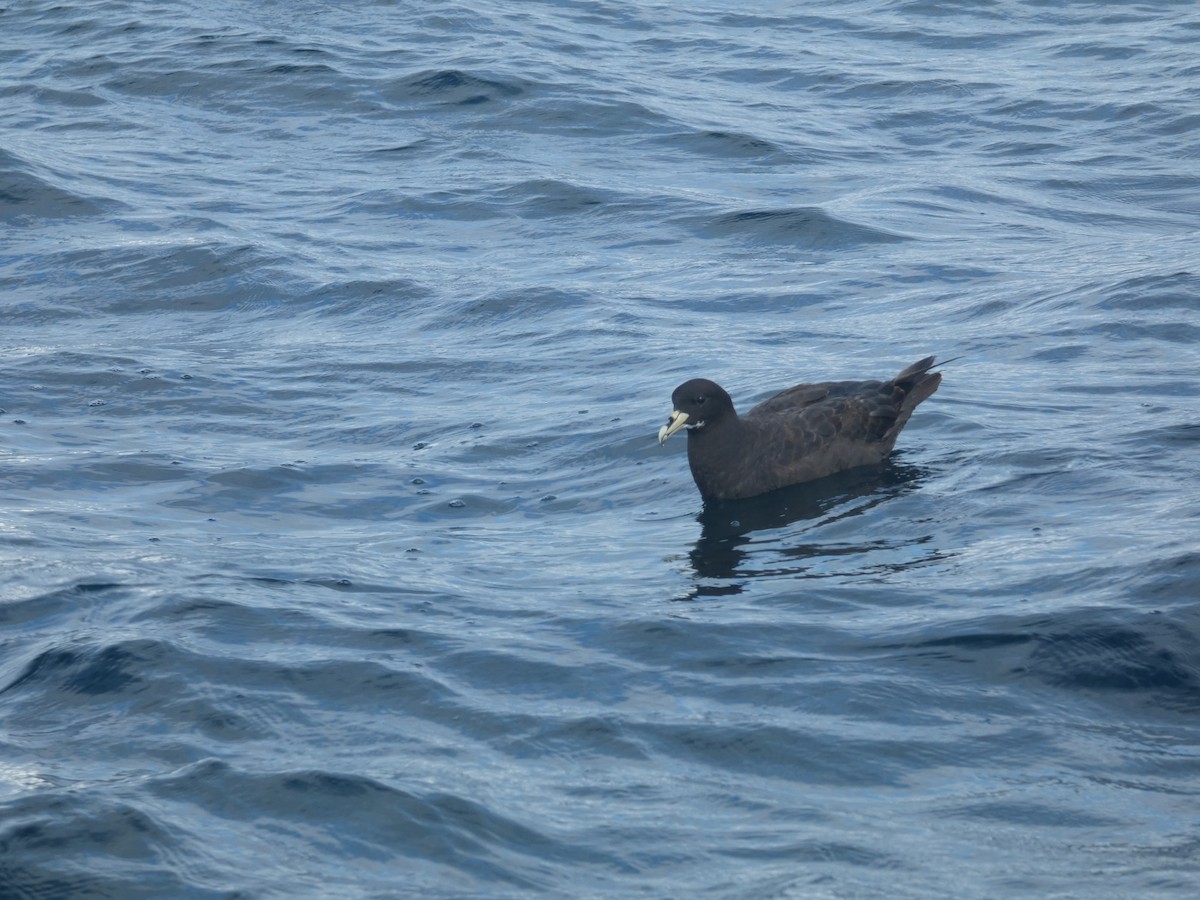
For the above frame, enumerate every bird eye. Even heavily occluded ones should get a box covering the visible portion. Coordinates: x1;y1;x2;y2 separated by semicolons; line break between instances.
694;395;706;405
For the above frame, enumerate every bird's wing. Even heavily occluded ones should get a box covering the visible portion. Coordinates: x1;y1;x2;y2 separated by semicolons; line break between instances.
745;382;832;418
732;394;886;491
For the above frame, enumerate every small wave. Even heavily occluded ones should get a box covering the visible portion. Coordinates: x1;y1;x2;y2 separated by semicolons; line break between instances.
0;793;190;897
1097;271;1200;311
392;68;525;106
1025;613;1200;701
690;206;907;249
488;178;611;219
0;149;111;222
649;129;799;164
882;606;1200;713
145;759;623;888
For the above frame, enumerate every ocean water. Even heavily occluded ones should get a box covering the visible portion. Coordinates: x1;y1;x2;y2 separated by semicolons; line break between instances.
3;0;1200;896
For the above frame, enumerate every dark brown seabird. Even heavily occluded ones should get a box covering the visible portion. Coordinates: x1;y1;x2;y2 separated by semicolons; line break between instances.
658;356;942;501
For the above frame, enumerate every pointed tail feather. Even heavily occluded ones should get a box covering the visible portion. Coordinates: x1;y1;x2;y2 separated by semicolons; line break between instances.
881;356;942;448
894;355;937;384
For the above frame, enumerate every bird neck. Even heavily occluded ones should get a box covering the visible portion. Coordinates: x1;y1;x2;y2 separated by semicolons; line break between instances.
685;416;746;497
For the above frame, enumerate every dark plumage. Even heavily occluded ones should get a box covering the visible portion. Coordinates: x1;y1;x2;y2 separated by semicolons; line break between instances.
658;356;942;500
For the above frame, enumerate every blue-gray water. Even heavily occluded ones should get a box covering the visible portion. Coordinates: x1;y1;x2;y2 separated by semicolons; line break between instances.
3;0;1200;896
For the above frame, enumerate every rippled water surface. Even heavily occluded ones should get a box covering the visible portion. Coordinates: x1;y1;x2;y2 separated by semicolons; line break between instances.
3;0;1200;896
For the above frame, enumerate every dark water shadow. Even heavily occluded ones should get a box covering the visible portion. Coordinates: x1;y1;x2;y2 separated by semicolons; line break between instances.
873;602;1200;716
681;461;930;599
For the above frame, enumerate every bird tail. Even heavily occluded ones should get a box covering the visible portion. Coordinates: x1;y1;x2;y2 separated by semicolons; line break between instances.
881;356;942;447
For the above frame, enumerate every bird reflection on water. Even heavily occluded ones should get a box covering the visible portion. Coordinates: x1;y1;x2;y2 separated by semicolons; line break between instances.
681;460;937;600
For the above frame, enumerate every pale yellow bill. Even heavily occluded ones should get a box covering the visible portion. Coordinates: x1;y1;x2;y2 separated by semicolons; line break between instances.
657;410;689;445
